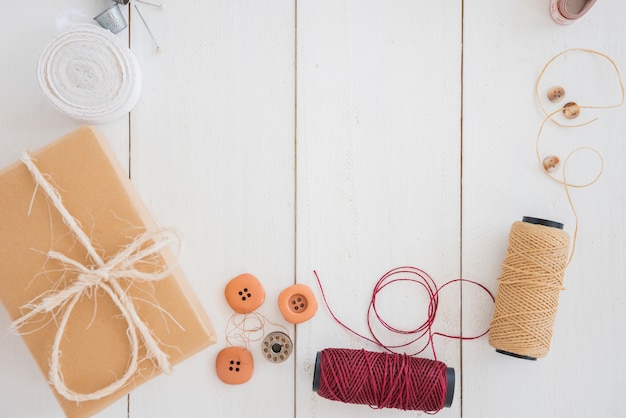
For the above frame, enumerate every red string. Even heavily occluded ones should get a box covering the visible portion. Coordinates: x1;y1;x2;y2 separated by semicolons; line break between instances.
317;348;448;412
314;266;494;359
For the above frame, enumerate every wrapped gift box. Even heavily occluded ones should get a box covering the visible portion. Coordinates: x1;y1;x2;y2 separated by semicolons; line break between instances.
0;126;216;418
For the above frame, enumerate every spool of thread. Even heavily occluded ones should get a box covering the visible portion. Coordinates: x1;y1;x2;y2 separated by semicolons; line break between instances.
312;348;454;412
488;217;570;360
37;24;141;124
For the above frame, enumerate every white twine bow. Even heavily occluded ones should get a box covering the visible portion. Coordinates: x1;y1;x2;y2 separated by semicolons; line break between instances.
11;151;177;402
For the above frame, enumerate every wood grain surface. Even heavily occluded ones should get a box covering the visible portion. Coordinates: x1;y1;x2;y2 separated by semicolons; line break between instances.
1;1;624;417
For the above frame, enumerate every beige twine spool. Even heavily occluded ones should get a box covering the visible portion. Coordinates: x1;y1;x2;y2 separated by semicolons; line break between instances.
488;221;570;359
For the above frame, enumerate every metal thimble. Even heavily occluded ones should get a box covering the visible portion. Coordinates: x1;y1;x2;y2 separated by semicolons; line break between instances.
94;3;127;34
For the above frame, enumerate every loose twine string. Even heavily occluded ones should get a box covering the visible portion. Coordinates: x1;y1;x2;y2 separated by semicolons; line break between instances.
489;49;624;359
37;24;141;124
10;152;179;402
534;48;625;265
224;311;289;351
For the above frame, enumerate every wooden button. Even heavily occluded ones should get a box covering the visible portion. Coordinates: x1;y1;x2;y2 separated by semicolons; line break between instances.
225;273;265;313
547;86;565;102
562;102;580;119
278;284;318;324
262;331;292;363
543;155;560;172
216;346;254;385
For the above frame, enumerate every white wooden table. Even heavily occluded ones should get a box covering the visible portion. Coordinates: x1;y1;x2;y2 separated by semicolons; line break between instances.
2;1;625;417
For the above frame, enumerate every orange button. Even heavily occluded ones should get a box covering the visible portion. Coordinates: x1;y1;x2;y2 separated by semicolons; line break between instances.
225;273;265;313
278;283;318;324
216;346;254;385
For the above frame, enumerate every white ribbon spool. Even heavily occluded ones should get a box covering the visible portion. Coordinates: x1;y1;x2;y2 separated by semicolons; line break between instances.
37;24;141;124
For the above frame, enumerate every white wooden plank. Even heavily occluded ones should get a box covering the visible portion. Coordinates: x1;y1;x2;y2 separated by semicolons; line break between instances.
462;1;626;417
0;1;129;417
127;1;296;417
296;1;463;417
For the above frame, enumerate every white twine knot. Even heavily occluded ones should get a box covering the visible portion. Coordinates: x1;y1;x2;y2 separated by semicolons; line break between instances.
11;151;178;402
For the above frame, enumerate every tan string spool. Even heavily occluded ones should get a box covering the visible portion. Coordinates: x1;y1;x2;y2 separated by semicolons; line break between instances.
489;49;624;360
488;218;570;360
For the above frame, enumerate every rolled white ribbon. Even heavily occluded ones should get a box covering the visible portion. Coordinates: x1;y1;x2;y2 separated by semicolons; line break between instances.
37;24;141;124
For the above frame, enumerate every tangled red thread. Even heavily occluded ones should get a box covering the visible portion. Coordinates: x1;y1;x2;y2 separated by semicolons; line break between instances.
316;348;448;412
314;266;494;359
312;267;493;412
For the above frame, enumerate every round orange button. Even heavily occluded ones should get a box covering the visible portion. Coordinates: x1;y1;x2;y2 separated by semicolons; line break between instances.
278;283;318;324
225;273;265;313
216;346;254;385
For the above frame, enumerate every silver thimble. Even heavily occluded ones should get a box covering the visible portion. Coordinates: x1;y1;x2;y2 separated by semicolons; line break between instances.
94;4;127;34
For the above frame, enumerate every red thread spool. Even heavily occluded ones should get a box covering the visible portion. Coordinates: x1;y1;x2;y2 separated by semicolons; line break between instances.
312;348;454;412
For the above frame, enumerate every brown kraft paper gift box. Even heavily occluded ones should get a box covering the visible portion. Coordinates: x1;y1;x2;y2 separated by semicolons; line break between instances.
0;126;216;417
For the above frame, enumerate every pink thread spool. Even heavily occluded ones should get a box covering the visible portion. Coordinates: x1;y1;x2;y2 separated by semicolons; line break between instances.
313;348;454;412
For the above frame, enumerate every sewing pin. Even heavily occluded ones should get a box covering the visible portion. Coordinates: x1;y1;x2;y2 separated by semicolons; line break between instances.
134;4;160;51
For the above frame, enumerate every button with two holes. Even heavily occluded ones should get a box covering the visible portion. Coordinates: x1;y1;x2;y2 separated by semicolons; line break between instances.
225;273;265;313
215;346;254;385
262;331;292;363
278;283;318;324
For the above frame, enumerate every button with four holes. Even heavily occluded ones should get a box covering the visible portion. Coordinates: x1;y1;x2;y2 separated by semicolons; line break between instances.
262;331;293;363
216;346;254;385
278;283;318;324
547;86;565;102
225;273;265;313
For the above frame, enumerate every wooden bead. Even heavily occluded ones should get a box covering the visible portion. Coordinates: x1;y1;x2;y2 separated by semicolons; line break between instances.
543;155;560;172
